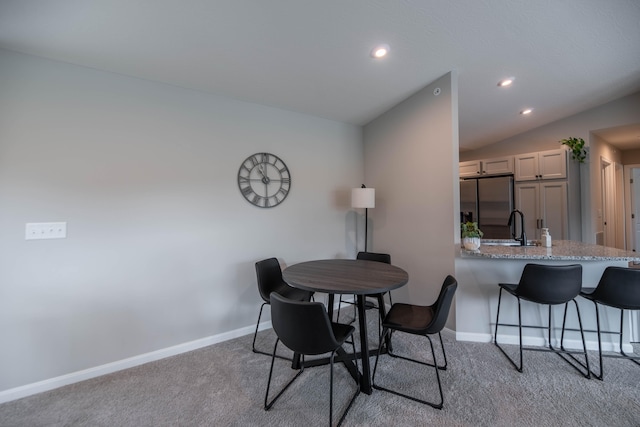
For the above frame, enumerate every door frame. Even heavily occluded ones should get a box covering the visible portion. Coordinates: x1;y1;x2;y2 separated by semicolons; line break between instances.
623;163;640;252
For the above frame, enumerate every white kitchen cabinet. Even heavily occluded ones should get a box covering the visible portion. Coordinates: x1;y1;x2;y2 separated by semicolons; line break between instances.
481;156;513;175
515;181;568;240
459;160;482;177
515;148;567;181
459;156;513;178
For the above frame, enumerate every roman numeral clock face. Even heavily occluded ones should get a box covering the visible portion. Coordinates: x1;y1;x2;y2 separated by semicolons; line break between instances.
237;153;291;208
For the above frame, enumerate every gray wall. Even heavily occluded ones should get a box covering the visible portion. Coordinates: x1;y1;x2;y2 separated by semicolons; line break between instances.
0;49;364;394
623;148;640;165
363;73;459;323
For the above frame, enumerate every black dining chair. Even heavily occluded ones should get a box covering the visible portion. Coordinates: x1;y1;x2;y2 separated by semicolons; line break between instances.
252;258;314;357
494;263;590;378
264;292;360;427
372;275;457;409
579;266;640;380
336;252;391;327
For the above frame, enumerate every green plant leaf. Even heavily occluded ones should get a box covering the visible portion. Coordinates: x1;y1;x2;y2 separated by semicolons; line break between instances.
559;137;586;163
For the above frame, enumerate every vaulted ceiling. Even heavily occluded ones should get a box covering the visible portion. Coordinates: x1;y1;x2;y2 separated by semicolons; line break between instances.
1;0;639;151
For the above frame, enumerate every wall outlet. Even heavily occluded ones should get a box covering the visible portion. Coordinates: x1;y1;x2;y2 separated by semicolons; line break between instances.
25;222;67;240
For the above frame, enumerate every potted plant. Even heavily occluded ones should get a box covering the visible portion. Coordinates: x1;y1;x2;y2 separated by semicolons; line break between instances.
461;221;483;250
559;137;587;163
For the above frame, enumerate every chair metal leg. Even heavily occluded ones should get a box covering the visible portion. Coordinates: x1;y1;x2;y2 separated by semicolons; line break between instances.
580;306;640;380
554;300;591;378
372;328;444;409
618;309;640;367
387;331;448;370
574;301;606;380
329;351;334;424
494;288;524;372
252;303;270;355
265;338;359;426
264;339;305;410
253;303;295;361
336;295;356;324
335;337;360;427
495;291;590;378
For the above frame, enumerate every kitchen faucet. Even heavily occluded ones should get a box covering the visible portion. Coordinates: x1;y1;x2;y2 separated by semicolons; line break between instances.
507;209;527;246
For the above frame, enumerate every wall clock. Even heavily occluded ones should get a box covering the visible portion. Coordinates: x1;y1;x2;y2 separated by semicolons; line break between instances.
237;152;291;208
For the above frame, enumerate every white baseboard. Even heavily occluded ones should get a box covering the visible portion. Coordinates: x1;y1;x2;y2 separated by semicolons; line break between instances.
455;331;633;352
0;321;273;404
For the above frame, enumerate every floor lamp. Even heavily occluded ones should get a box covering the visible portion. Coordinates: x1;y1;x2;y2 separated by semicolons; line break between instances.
352;184;375;252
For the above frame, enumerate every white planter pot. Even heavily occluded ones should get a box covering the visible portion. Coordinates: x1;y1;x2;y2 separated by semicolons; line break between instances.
462;237;481;250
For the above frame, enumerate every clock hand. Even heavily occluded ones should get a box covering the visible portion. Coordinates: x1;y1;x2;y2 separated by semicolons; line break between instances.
258;163;270;184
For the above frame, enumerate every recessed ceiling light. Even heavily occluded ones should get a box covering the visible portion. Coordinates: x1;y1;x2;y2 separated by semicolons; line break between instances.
520;108;533;115
371;44;390;59
498;78;514;87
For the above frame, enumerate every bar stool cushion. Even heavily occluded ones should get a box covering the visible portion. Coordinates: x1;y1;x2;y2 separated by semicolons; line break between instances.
580;266;640;310
502;263;583;304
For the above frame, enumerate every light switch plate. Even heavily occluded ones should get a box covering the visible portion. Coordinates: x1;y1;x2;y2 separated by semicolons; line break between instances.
25;222;67;240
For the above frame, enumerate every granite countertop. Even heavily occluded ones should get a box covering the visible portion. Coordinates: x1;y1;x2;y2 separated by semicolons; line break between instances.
461;239;640;261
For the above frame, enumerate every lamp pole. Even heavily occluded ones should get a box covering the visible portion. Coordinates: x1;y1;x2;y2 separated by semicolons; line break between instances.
364;205;369;252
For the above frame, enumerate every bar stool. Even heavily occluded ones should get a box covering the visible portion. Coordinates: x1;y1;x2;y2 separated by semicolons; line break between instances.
579;266;640;380
494;263;590;378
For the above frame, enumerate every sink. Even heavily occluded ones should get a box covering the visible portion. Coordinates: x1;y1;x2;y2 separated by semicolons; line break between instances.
482;240;538;247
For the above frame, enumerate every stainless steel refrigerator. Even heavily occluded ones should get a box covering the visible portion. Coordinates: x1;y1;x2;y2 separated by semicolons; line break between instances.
460;175;514;239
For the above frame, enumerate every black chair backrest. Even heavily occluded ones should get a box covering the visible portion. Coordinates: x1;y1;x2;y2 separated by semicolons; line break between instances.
357;251;391;264
590;266;640;309
270;292;340;355
255;258;286;303
517;264;582;304
425;275;458;334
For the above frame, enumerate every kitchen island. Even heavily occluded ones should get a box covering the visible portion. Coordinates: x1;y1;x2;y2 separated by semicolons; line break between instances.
454;240;640;351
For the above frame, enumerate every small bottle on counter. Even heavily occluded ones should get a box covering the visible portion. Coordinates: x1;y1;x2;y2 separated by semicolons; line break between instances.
541;228;552;247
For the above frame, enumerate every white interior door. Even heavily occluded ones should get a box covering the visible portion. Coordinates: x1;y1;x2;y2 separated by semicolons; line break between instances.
615;162;625;249
634;168;640;252
601;157;616;248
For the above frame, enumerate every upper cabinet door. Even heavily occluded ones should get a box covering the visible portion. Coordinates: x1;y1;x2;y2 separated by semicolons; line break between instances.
515;149;567;181
514;153;539;181
538;149;567;180
459;160;481;177
481;156;513;176
460;156;513;178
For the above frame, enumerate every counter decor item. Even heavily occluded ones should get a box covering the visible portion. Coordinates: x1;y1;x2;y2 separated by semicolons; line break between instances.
461;221;483;250
541;228;552;247
559;137;587;163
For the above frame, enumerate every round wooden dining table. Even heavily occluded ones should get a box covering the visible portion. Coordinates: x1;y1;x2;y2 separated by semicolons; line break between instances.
282;259;409;394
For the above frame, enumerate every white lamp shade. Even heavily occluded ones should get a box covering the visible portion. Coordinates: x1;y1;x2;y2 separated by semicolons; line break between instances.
351;188;375;208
